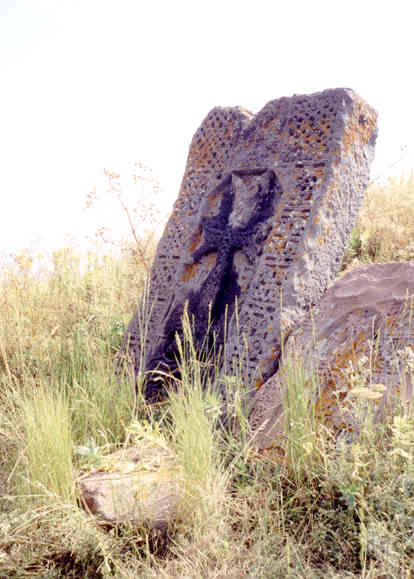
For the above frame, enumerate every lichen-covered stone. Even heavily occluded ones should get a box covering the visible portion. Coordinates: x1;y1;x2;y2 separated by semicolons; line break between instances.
77;444;180;529
122;88;377;400
250;262;414;448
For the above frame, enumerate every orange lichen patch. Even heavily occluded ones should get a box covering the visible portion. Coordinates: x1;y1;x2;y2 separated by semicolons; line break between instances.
313;167;326;180
321;123;333;137
182;253;217;283
207;189;222;212
308;332;372;426
385;317;395;330
255;378;264;390
342;97;377;157
189;138;218;171
181;263;199;282
332;331;369;373
206;253;217;268
189;227;202;252
224;120;237;140
313;374;352;432
271;346;281;360
263;117;279;131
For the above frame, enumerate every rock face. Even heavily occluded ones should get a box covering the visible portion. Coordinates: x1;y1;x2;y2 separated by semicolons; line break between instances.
250;262;414;448
121;88;377;400
77;444;180;529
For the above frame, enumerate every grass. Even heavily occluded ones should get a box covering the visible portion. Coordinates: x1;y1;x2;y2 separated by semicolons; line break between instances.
0;174;413;577
341;172;414;269
21;385;74;503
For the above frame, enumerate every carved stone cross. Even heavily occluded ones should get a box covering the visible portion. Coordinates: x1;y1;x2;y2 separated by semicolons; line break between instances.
121;88;377;401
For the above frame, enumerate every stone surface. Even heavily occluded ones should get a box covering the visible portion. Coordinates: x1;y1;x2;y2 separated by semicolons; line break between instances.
250;262;414;448
77;443;180;529
121;88;377;400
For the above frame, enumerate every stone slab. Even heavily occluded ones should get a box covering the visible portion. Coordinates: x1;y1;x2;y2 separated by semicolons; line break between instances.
250;262;414;447
121;88;377;400
77;444;180;529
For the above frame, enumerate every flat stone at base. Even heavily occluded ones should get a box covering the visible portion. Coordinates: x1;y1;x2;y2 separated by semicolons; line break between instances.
77;443;180;529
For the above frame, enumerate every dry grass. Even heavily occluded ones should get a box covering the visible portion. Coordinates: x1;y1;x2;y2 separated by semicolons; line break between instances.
0;174;414;577
342;172;414;270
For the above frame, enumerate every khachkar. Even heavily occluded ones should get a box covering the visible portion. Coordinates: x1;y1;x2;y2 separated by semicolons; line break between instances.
121;88;378;401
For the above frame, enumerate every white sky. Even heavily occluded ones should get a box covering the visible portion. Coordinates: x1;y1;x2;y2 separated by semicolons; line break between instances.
1;0;413;255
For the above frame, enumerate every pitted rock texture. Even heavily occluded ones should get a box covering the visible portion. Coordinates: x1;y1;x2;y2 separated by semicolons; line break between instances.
122;88;377;400
250;262;414;448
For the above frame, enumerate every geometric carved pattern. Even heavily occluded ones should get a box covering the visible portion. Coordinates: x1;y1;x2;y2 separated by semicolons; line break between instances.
121;88;378;401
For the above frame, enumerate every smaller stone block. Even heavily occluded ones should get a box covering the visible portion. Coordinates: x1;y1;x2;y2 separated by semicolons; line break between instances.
77;443;180;529
250;262;414;448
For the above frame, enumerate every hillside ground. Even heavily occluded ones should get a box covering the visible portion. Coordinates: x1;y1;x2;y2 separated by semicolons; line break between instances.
0;174;414;577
